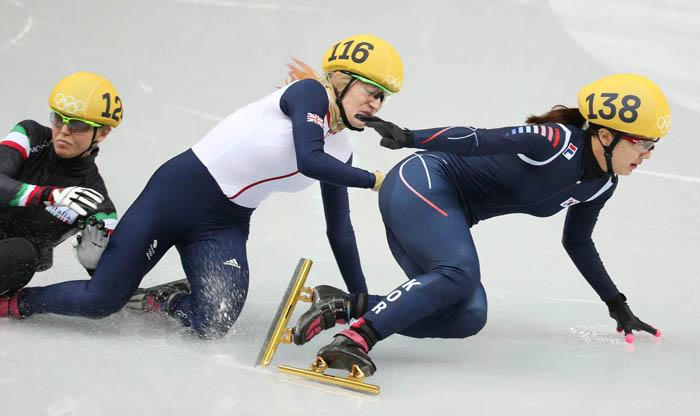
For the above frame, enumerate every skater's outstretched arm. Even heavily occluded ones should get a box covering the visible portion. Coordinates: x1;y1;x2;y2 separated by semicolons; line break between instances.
562;188;660;343
357;114;568;160
320;158;368;294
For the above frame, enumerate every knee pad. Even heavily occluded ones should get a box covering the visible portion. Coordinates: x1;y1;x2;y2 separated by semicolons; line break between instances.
0;238;38;294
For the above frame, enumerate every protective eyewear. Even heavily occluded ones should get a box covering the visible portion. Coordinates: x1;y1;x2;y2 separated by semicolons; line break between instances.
343;71;392;103
50;109;102;133
620;134;659;152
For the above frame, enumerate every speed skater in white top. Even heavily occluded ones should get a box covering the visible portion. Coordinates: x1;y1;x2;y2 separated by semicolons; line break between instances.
293;74;669;376
0;34;403;339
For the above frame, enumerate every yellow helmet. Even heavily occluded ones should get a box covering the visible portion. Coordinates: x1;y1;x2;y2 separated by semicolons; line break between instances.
577;73;670;138
49;72;123;127
322;34;403;94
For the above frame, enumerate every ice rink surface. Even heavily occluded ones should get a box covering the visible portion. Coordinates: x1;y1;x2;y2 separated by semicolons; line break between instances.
1;0;699;414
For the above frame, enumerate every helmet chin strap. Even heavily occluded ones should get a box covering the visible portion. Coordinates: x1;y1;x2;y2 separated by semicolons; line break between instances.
72;127;99;159
333;77;364;132
597;129;623;175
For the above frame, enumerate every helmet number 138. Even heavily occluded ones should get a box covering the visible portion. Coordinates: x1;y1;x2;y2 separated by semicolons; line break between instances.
585;92;641;123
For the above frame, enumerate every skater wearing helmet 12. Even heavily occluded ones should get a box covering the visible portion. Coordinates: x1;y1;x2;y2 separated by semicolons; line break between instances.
0;34;404;340
0;72;119;302
290;73;667;382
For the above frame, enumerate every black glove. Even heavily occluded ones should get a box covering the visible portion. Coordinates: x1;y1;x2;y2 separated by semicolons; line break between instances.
605;293;660;343
355;114;415;149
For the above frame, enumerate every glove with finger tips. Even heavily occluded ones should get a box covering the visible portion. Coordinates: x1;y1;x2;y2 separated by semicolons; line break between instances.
605;293;660;343
73;216;110;270
46;186;104;216
355;114;415;150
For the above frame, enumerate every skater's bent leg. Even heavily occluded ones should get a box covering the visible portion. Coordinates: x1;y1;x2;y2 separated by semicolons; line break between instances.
18;204;178;318
384;226;424;279
16;159;201;318
368;153;483;340
356;226;428;320
171;225;250;339
397;282;487;338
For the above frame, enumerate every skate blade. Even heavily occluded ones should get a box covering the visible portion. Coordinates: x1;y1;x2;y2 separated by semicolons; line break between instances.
277;358;380;394
255;258;314;367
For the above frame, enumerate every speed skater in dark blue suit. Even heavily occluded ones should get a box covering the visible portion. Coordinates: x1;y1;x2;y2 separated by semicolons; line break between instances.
293;73;669;376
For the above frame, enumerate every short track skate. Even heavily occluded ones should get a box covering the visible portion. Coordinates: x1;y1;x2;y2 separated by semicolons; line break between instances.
255;258;314;367
278;357;379;394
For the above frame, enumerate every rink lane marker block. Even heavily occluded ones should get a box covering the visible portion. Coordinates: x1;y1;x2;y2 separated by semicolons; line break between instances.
255;258;314;367
278;357;380;394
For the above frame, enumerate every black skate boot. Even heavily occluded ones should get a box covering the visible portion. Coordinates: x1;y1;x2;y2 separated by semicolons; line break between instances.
126;279;190;313
317;318;379;377
293;285;368;345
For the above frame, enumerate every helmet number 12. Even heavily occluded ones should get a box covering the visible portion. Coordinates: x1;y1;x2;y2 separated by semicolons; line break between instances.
585;92;641;123
101;93;123;123
327;40;374;64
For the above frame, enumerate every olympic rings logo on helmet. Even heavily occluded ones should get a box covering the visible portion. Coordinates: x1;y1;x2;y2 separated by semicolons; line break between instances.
49;72;123;127
384;75;402;92
656;114;671;135
54;93;87;114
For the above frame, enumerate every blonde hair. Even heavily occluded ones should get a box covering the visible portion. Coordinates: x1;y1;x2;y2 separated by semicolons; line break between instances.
285;58;347;134
287;58;352;93
286;58;320;83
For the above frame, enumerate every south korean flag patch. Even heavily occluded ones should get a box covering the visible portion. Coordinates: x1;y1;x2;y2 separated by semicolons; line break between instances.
306;112;324;128
563;143;578;160
560;197;580;208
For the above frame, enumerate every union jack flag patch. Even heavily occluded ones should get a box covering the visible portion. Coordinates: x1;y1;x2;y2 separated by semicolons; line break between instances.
306;112;324;128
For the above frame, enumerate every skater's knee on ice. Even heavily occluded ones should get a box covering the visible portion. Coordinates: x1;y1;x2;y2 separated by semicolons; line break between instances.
0;238;39;294
458;307;487;338
186;282;246;339
192;317;235;340
187;301;242;340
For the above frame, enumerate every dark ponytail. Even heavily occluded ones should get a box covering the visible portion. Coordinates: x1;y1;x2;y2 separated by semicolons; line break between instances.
525;105;586;128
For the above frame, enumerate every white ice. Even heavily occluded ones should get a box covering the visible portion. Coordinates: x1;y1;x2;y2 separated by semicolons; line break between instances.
1;1;699;414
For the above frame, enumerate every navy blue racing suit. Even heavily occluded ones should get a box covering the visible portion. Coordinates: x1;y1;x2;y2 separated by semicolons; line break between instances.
363;123;618;340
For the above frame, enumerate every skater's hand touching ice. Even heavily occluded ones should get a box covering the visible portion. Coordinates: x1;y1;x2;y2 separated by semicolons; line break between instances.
605;293;661;343
355;114;415;150
73;216;110;271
